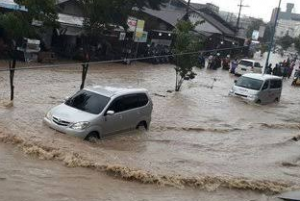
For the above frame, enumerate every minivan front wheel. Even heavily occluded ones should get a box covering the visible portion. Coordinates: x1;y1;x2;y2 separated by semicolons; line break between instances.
85;132;100;142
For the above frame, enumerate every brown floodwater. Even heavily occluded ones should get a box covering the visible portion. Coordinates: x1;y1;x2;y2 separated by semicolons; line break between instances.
0;53;300;200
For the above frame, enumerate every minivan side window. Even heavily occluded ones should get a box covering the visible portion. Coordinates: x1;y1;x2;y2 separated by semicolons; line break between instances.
107;97;125;113
270;80;282;89
262;81;269;90
107;93;148;113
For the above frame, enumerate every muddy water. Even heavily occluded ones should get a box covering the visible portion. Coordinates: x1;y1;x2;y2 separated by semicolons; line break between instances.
2;144;274;201
0;53;300;199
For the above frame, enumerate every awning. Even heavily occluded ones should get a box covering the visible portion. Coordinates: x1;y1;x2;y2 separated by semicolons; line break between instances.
57;13;84;28
0;0;27;11
57;26;83;36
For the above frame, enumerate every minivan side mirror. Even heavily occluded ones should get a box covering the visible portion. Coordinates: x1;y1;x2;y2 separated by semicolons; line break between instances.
106;110;115;116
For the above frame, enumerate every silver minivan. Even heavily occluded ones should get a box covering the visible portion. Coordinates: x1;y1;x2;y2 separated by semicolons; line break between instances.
229;73;283;104
44;87;153;140
235;59;263;76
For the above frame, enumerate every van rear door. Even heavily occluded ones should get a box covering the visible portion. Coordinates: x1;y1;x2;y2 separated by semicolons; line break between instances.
269;79;282;102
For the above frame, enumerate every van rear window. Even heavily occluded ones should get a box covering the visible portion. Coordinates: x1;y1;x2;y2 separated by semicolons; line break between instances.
239;60;253;67
270;80;282;89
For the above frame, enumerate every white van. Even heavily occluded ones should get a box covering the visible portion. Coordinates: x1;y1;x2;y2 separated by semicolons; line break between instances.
235;59;263;76
229;74;283;104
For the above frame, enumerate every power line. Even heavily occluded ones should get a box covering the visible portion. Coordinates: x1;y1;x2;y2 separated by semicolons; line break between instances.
0;46;248;72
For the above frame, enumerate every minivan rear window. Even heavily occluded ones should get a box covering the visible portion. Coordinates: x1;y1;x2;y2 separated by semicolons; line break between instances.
239;60;253;67
236;77;263;90
65;90;110;114
270;80;282;89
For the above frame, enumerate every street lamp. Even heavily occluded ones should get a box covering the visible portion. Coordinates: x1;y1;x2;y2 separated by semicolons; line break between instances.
264;0;282;74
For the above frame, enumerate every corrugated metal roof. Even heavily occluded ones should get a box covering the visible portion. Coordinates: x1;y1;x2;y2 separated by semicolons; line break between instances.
0;0;27;11
57;13;84;27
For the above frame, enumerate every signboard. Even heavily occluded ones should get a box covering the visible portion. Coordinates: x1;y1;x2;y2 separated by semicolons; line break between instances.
259;26;266;38
134;31;148;43
119;32;126;41
135;20;145;38
252;30;259;40
127;17;138;32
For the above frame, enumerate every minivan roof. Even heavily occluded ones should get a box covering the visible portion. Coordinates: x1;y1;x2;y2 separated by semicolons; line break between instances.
85;86;148;97
242;73;282;81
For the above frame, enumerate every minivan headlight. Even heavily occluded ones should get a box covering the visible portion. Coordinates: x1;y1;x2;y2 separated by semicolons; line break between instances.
70;122;90;130
46;111;52;120
248;94;257;100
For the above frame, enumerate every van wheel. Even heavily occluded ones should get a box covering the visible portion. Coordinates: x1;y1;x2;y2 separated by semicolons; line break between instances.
85;132;100;142
136;121;147;130
256;99;261;104
274;97;279;103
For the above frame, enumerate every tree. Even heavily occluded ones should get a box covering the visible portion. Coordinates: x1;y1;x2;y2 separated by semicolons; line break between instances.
294;35;300;53
246;19;264;39
277;34;294;50
173;20;203;92
79;0;167;35
0;0;58;100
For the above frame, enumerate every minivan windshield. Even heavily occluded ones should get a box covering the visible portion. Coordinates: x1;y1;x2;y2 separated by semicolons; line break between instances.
239;60;253;67
65;90;110;114
236;77;263;90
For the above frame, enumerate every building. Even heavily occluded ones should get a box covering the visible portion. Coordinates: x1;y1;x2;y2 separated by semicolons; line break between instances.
276;19;300;38
271;3;300;38
273;3;300;22
0;0;27;12
142;0;243;48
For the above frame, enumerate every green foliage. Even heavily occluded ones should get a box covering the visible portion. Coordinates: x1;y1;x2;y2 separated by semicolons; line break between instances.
246;19;264;39
173;20;203;92
0;12;31;40
277;34;294;50
0;0;57;42
260;43;268;54
79;0;167;35
295;35;300;53
15;0;58;27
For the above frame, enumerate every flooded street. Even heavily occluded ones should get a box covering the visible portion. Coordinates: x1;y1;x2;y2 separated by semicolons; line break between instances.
0;53;300;200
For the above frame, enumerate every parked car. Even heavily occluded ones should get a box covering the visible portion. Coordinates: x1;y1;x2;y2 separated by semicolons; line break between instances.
44;87;153;141
235;59;263;76
229;73;283;104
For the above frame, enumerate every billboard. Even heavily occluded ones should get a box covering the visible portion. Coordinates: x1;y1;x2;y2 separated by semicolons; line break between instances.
259;26;266;38
134;31;148;43
127;17;138;32
252;30;259;40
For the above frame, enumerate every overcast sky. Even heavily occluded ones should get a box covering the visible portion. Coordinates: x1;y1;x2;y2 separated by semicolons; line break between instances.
190;0;300;22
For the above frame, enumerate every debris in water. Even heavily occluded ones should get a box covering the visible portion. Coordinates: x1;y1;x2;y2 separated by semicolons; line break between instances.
154;93;166;98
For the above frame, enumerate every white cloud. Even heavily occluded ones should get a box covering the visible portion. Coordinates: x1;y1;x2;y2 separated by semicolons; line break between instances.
190;0;300;22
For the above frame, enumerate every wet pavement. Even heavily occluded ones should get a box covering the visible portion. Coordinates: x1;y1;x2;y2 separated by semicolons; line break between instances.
0;53;300;200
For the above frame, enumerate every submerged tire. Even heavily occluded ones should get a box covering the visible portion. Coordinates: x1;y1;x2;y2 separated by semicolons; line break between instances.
136;121;147;130
85;132;100;142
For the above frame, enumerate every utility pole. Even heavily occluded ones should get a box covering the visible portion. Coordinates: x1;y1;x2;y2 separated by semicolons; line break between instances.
264;0;282;73
185;0;191;21
236;0;249;29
